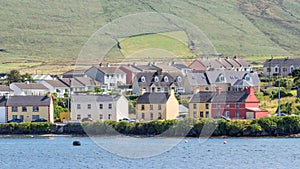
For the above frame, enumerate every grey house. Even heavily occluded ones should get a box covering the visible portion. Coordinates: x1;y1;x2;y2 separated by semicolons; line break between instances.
71;94;128;121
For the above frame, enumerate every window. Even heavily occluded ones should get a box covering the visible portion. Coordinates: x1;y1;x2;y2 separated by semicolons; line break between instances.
177;76;182;82
205;104;209;109
20;115;24;121
56;89;61;93
108;103;112;109
158;104;161;110
205;87;209;91
150;104;153;110
158;112;162;119
22;107;27;112
205;112;209;118
267;68;271;72
154;76;159;82
219;74;225;82
274;67;278;73
108;114;112;120
217;111;221;116
12;106;18;112
141;113;145;119
99;114;103;120
88;114;91;118
235;103;239;108
226;104;230;108
225;111;230;117
164;76;169;82
32;115;40;121
77;104;81;109
12;115;18;120
193;104;197;109
33;106;39;112
141;105;145;110
282;67;287;72
87;104;91;109
99;104;103;109
150;113;153;120
217;104;221;108
77;114;81;120
164;87;168;92
200;112;204;118
193;112;197;118
141;76;146;82
290;66;294;73
236;112;240;119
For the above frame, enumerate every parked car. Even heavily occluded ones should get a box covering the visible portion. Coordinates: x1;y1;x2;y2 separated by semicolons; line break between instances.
119;118;136;122
273;113;288;116
31;118;47;122
8;118;23;123
81;117;94;122
213;116;231;121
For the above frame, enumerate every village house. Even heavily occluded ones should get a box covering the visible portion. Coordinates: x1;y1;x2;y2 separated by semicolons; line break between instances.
132;72;185;94
135;89;179;121
185;72;212;93
0;85;13;96
6;95;54;122
10;82;50;96
85;65;126;89
31;74;54;83
40;79;70;98
119;64;141;84
0;96;6;123
263;58;299;77
71;94;128;121
62;69;87;78
189;87;268;120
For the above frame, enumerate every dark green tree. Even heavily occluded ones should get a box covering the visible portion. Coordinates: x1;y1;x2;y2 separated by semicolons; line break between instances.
8;70;21;83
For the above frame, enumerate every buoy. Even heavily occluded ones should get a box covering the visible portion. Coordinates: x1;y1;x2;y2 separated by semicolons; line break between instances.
73;141;81;146
223;141;227;144
184;139;188;143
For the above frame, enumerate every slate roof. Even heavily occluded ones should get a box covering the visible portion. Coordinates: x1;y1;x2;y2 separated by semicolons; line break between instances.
0;85;13;92
217;58;233;69
75;77;102;86
205;71;260;86
190;91;249;103
186;72;209;86
200;59;224;69
43;80;69;88
59;78;84;87
135;72;184;87
120;65;141;73
173;64;190;70
132;64;161;72
189;92;215;103
262;58;300;67
153;63;180;72
136;92;170;104
72;94;122;103
234;58;250;67
0;96;7;107
233;79;252;87
6;96;51;106
225;58;240;67
97;66;125;74
12;83;49;90
212;91;248;103
62;69;86;78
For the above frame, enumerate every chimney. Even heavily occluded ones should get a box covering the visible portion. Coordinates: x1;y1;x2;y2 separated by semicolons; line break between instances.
216;87;222;94
169;88;175;96
140;88;146;95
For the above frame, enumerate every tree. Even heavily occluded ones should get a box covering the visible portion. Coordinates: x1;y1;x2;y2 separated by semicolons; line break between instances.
274;78;293;90
8;70;21;83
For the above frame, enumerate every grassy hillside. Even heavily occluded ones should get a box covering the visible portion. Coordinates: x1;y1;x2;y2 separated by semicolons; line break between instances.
0;0;299;73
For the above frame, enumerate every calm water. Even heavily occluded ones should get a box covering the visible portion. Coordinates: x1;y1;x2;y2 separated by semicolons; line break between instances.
0;136;299;169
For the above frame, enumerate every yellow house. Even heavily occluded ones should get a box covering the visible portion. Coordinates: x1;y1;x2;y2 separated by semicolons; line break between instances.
136;89;179;121
189;92;214;118
6;96;54;122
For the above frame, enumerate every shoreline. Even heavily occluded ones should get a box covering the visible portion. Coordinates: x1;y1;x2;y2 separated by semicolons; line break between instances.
1;133;300;138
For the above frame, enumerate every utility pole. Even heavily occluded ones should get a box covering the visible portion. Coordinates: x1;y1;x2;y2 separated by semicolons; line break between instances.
278;79;281;116
67;79;71;122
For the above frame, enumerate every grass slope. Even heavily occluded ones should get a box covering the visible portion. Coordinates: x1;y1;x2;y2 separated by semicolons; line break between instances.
0;0;299;73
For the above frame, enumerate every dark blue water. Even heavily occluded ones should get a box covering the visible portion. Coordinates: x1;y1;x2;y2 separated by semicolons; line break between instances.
0;136;299;169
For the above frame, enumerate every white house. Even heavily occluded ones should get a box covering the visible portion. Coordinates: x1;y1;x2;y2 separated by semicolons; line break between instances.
10;82;50;96
0;85;13;96
71;94;129;121
40;80;70;98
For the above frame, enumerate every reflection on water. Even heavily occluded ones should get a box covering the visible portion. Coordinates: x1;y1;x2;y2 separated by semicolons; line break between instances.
0;137;299;169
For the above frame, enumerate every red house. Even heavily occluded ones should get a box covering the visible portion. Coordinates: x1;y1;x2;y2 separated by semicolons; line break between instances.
210;87;268;119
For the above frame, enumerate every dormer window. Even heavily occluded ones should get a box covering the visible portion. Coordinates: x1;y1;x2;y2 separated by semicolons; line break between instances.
177;76;182;82
141;76;146;82
244;74;251;81
164;76;169;82
154;76;159;82
218;74;225;82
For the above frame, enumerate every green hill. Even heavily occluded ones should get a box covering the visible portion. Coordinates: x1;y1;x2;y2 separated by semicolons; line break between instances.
0;0;299;73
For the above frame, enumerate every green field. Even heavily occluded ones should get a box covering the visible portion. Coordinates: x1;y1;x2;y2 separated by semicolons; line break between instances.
0;0;299;73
